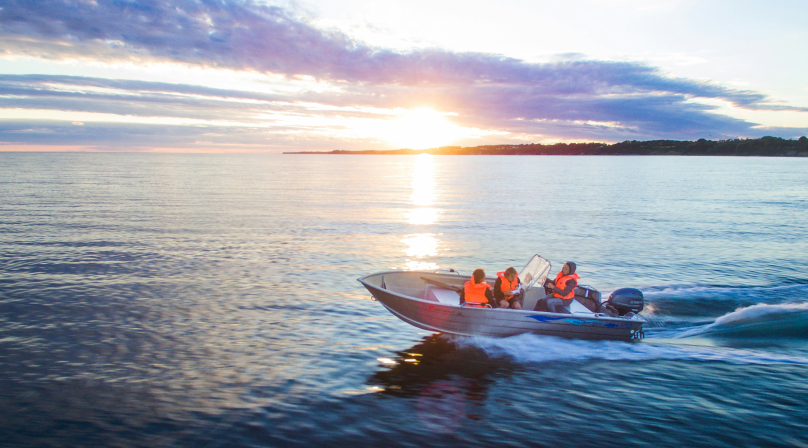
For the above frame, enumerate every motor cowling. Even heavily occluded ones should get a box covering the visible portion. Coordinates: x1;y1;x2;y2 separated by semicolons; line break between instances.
604;288;644;316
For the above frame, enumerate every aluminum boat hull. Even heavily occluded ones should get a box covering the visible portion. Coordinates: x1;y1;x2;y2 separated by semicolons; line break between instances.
358;270;644;341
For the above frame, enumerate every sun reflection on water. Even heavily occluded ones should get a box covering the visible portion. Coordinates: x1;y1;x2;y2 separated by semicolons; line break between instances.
412;153;435;206
401;154;442;271
402;234;438;257
407;154;440;225
406;208;439;225
402;233;440;270
404;260;440;270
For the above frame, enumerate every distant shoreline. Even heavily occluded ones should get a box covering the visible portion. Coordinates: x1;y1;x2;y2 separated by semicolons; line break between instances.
284;136;808;157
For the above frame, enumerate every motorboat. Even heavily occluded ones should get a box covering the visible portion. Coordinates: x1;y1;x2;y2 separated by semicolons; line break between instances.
358;255;646;341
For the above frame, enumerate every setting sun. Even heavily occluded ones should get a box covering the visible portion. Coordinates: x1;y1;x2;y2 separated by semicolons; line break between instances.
381;108;467;149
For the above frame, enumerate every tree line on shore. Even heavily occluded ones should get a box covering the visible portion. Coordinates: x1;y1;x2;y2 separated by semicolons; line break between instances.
285;136;808;156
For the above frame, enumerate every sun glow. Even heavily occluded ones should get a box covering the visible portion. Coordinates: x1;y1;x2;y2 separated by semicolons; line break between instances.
381;108;466;149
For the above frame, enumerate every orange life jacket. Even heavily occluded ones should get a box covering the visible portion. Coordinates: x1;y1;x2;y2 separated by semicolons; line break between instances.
464;277;491;306
496;271;520;299
552;271;580;299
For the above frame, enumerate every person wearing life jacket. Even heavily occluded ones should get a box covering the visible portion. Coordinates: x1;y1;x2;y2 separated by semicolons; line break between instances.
494;266;523;309
461;268;495;308
534;262;580;313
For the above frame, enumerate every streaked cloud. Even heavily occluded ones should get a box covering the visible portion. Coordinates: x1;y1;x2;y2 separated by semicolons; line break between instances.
1;0;806;150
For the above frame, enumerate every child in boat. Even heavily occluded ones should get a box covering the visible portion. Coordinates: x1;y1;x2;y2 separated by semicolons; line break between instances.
460;268;496;308
494;267;523;309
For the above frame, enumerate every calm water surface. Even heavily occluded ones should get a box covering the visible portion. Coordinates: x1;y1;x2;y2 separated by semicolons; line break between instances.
1;153;807;447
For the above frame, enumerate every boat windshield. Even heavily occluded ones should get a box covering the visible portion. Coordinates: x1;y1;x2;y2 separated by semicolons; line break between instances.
519;255;551;291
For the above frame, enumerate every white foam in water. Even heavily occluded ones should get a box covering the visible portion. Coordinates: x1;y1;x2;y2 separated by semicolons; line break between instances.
675;302;808;338
715;302;808;325
456;333;808;365
641;283;808;300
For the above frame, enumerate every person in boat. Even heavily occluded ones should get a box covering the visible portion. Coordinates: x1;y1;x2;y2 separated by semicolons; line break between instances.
494;267;523;309
461;268;496;308
534;262;580;313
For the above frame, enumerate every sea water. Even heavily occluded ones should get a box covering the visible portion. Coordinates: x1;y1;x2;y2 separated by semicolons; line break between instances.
1;153;807;447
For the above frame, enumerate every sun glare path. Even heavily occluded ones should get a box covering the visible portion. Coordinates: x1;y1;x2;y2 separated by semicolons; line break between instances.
411;153;435;206
402;233;439;270
408;153;440;224
401;154;441;271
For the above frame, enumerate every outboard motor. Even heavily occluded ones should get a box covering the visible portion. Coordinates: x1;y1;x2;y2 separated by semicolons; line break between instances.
601;288;644;317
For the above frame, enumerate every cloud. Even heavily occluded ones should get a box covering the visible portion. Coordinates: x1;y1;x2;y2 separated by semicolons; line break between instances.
1;1;807;149
3;73;805;150
0;119;344;151
0;1;788;102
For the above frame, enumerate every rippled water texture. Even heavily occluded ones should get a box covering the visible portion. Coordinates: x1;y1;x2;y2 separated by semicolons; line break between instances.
1;153;807;447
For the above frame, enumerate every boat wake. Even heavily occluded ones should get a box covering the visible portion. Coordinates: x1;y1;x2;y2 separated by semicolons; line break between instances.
672;302;808;339
640;283;808;317
455;332;808;366
450;284;808;365
631;283;808;338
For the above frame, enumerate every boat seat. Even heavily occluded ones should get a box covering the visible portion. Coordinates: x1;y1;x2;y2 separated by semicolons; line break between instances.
522;287;544;311
569;300;590;314
424;285;461;306
573;285;601;312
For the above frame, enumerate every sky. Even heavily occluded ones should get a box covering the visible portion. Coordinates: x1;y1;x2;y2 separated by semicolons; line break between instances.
1;0;807;152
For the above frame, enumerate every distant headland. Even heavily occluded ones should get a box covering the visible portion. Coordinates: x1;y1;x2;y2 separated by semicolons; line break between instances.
284;136;808;156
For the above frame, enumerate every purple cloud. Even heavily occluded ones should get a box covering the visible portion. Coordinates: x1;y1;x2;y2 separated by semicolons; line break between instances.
1;1;807;148
2;74;805;149
0;1;791;103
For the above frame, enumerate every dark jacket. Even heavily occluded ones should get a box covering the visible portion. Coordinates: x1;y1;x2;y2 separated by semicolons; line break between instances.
550;262;577;298
494;276;521;301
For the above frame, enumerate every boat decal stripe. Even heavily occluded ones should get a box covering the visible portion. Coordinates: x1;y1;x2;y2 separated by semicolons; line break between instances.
525;315;634;328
